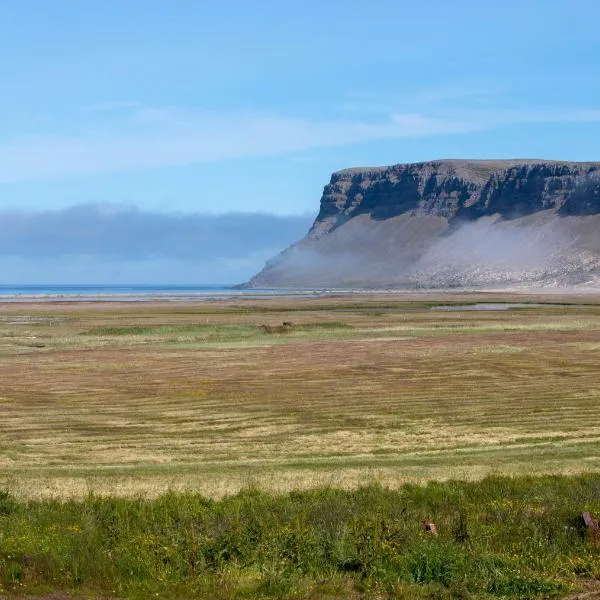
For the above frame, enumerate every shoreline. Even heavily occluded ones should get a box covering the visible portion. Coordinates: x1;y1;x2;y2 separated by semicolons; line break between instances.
1;284;600;304
0;288;341;303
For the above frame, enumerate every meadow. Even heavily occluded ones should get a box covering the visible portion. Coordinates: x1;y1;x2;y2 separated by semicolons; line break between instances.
1;292;600;499
0;292;599;598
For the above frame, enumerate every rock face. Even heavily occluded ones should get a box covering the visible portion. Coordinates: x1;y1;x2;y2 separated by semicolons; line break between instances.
247;159;600;288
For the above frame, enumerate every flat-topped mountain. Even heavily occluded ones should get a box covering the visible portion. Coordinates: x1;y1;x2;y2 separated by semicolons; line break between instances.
246;159;600;288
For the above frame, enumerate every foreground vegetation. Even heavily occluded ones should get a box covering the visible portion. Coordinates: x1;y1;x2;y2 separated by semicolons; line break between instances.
0;475;598;599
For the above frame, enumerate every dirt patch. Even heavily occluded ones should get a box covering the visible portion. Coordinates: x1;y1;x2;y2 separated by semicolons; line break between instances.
566;580;600;599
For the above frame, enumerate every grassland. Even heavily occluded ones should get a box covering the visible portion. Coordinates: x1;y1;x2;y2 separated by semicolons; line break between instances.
1;291;600;598
1;292;600;500
0;475;599;599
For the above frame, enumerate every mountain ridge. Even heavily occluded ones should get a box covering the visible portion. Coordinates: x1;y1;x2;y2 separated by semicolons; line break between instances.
246;159;600;289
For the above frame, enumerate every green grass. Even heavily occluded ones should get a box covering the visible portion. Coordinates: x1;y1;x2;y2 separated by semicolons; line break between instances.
0;475;599;599
81;321;352;341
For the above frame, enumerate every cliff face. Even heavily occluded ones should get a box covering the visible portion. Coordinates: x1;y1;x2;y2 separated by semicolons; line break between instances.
248;160;600;288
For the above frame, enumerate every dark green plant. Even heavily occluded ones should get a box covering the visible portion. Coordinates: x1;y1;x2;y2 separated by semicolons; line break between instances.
0;475;598;598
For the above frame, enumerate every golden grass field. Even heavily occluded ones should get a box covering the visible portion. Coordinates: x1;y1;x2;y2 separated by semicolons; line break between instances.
1;292;600;500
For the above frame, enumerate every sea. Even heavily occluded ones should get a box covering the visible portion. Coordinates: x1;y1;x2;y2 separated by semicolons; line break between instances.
0;284;334;302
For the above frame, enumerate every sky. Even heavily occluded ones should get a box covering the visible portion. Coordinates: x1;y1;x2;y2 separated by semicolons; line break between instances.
1;0;599;284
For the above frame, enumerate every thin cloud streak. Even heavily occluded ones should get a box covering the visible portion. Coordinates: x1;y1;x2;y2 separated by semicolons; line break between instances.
88;101;141;113
0;107;600;182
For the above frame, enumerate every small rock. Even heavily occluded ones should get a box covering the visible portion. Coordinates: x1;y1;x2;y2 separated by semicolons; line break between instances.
581;511;600;543
421;519;438;536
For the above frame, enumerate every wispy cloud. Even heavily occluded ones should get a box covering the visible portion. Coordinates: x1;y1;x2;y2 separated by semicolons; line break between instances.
87;101;141;113
1;105;599;182
341;85;502;113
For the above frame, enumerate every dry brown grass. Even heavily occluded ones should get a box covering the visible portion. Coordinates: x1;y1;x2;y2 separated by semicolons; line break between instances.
1;292;600;499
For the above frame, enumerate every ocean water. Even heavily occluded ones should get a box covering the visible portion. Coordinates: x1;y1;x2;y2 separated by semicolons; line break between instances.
0;284;329;302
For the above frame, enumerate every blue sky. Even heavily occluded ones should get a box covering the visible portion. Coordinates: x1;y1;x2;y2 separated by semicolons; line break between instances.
1;0;599;283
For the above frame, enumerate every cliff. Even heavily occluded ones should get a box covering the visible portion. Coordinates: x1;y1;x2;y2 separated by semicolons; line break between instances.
247;159;600;288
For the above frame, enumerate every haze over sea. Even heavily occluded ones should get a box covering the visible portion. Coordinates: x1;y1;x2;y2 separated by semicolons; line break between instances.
0;284;330;301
